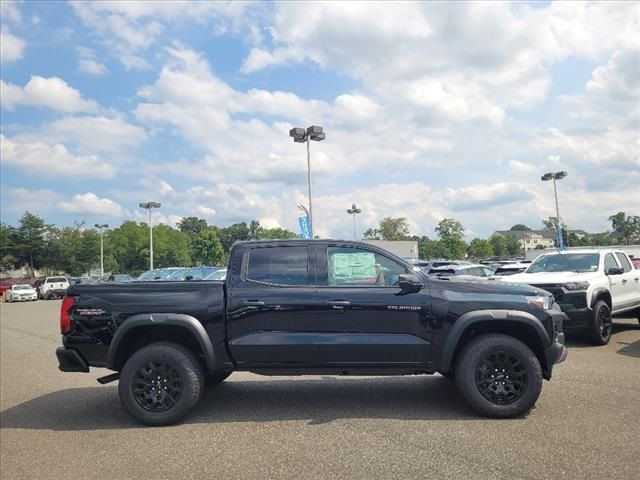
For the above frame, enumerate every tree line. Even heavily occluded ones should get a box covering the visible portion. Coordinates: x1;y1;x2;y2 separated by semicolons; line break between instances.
1;211;637;277
364;212;639;261
0;212;296;277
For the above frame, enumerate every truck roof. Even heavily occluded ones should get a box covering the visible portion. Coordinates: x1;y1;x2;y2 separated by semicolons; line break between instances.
538;248;626;255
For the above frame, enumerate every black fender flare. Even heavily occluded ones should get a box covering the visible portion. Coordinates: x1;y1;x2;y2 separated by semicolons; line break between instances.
590;288;611;309
107;313;215;371
438;309;551;373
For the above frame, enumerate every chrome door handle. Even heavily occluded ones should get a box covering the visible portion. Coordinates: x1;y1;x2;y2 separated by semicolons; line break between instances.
241;300;265;307
325;300;351;309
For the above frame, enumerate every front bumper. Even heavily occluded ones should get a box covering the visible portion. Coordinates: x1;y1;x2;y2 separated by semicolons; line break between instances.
56;347;90;372
558;304;592;330
542;306;568;379
12;295;37;301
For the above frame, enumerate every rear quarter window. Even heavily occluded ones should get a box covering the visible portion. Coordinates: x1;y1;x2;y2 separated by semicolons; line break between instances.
247;246;308;286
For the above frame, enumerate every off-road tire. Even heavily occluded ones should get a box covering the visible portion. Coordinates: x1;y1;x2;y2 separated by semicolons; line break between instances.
205;371;232;386
119;342;204;426
455;334;543;418
587;300;612;346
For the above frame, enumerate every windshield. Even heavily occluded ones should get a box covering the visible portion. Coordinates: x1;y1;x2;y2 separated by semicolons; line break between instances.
526;253;600;273
14;285;32;290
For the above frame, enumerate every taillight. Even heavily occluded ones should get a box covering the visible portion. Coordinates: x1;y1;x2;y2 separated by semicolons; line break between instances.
60;296;75;334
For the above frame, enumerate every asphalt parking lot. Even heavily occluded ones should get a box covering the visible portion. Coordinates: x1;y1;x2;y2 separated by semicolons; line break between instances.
1;300;638;480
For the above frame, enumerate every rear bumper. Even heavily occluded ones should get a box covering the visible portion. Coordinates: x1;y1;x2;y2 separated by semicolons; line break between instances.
44;289;67;298
56;347;89;372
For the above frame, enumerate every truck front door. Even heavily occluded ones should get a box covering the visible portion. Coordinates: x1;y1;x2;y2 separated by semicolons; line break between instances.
315;244;432;366
226;244;318;366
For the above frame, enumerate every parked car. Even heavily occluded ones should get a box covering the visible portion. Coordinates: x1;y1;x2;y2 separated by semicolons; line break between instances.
499;249;640;345
203;267;227;280
7;284;38;302
427;264;495;278
107;274;134;283
39;276;70;300
414;260;471;274
631;256;640;269
0;280;16;297
57;239;566;425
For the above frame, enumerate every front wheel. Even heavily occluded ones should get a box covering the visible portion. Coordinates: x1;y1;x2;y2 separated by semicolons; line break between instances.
587;300;612;346
118;342;204;426
455;334;543;418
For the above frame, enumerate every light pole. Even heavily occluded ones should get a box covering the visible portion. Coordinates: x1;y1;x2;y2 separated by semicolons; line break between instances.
346;203;362;240
289;125;326;238
94;224;109;276
541;171;567;250
139;202;161;269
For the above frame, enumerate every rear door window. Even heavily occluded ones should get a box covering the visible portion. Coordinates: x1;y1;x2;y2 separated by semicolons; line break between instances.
615;253;632;273
247;246;309;286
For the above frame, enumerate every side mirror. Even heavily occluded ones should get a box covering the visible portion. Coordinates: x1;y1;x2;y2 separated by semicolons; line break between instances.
399;273;423;291
606;267;624;275
185;275;194;281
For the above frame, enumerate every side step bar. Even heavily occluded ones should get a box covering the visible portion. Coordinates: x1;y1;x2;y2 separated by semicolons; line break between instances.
97;373;120;384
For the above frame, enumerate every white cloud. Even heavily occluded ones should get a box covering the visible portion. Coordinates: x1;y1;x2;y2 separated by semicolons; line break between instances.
508;160;538;174
0;135;117;179
0;76;98;112
0;29;25;63
59;193;124;217
71;1;264;69
0;1;22;24
77;47;108;75
1;187;63;213
16;115;147;154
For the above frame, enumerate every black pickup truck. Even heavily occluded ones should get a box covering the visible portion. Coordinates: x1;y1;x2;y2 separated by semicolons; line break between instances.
57;240;567;425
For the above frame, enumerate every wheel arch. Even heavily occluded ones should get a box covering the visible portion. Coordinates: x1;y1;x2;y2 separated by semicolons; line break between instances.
439;310;552;379
107;313;215;372
590;288;611;309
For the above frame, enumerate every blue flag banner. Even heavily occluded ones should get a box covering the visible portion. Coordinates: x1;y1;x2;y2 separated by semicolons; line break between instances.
298;216;311;239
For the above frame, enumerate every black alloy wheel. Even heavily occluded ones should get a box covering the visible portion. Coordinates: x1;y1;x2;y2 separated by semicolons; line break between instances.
132;361;183;412
119;342;203;426
588;300;612;346
475;351;527;405
455;333;542;418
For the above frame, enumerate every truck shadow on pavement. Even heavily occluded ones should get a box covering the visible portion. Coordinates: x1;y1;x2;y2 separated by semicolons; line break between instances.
565;322;640;349
0;376;496;431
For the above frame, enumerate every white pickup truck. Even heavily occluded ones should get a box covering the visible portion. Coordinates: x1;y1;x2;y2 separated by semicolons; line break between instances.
499;249;640;345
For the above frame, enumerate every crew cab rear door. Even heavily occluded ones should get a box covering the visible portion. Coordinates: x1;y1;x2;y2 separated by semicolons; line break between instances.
226;244;318;365
315;243;432;366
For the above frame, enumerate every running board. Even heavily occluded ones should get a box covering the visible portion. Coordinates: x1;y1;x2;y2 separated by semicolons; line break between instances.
97;373;120;384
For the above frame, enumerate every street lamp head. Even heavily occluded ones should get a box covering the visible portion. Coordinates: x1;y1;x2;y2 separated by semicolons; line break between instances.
555;171;568;180
140;202;161;209
289;127;306;140
94;223;109;229
347;203;362;214
541;173;553;181
310;132;326;142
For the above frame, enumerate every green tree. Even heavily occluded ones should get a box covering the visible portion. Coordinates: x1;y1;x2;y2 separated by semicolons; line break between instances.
435;218;464;240
378;217;411;240
504;234;523;257
490;235;507;258
541;217;559;230
17;212;48;273
363;227;380;240
510;224;531;231
219;222;250;251
467;238;493;260
104;221;150;273
190;227;225;265
418;236;444;259
0;223;19;271
177;217;208;235
260;227;297;240
152;224;192;268
608;212;640;244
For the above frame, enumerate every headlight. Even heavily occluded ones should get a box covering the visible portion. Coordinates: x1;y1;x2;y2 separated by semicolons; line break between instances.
526;295;554;310
564;281;589;291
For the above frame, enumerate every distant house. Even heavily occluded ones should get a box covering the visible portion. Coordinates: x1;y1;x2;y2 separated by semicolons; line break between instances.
489;229;590;250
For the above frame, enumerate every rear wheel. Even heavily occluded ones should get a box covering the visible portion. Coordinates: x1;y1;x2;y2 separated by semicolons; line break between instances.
119;342;204;426
587;300;612;346
455;334;543;418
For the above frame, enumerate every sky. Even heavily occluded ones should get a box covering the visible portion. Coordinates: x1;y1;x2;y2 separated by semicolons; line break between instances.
0;0;638;240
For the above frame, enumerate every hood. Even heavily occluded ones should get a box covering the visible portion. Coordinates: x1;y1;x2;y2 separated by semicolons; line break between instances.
502;271;599;285
428;276;548;297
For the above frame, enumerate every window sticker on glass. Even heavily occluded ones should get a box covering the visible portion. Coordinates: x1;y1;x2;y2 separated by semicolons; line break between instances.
332;252;376;282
